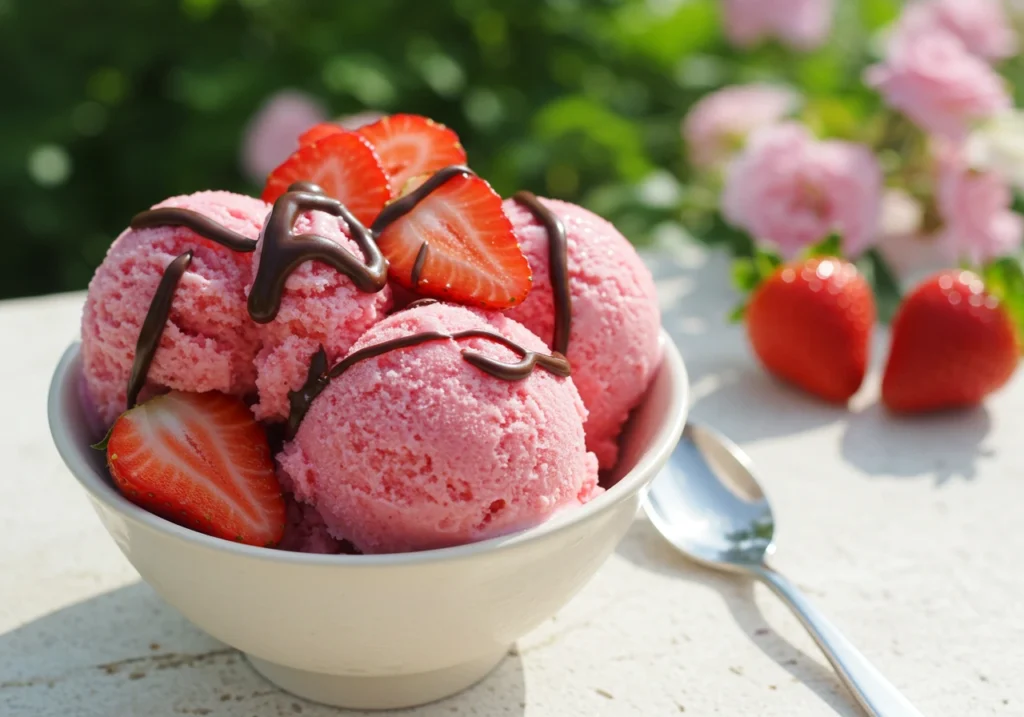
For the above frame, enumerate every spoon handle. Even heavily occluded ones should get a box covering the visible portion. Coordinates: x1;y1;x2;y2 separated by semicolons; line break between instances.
750;564;923;717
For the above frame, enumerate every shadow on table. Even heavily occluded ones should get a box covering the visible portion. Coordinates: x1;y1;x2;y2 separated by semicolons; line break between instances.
616;519;860;717
0;582;526;717
840;403;993;484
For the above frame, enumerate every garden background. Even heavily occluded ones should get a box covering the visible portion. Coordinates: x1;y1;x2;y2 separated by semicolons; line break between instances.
2;0;935;300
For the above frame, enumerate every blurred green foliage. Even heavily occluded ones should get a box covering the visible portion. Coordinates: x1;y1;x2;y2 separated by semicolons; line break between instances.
2;0;904;299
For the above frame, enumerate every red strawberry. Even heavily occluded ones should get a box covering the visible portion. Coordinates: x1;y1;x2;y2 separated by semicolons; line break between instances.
297;122;344;146
746;257;875;403
262;131;391;226
882;270;1019;413
356;114;467;193
373;170;532;309
106;391;286;547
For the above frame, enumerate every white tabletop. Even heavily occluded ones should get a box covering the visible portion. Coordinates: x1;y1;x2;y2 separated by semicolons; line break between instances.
3;243;1022;716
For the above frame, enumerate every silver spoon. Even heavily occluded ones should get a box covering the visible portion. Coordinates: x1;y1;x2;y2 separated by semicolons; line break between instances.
644;422;922;717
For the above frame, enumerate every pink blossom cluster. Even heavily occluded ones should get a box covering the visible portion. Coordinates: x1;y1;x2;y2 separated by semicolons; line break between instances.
719;0;835;51
697;0;1022;267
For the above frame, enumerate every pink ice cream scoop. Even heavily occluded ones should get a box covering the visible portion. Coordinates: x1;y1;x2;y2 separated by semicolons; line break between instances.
81;191;268;427
277;302;601;554
504;197;662;470
247;208;392;422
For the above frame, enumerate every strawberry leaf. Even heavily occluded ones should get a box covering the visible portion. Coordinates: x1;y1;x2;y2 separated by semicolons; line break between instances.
807;233;842;257
857;248;902;322
91;424;115;451
982;257;1024;348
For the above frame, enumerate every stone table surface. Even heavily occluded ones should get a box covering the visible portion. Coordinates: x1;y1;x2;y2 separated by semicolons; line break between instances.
2;244;1022;716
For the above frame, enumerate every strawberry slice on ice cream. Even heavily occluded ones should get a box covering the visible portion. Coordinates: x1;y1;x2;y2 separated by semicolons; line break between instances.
262;131;391;226
357;114;467;193
373;169;532;309
105;391;286;546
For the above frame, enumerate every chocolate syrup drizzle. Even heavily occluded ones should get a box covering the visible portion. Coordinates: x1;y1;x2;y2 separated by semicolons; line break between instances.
123;164;575;437
512;191;572;356
247;182;387;323
285;329;571;437
130;209;257;253
126;250;193;409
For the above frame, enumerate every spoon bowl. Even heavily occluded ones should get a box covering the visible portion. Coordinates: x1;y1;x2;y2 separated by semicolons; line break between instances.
645;423;775;570
644;421;922;717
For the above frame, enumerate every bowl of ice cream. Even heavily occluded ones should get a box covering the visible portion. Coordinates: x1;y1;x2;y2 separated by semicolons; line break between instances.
46;113;688;709
49;332;686;709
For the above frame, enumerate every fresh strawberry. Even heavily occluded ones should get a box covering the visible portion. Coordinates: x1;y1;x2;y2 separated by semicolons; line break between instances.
373;170;532;309
356;114;467;194
105;391;286;547
746;257;875;403
262;131;391;226
297;122;344;146
882;270;1019;413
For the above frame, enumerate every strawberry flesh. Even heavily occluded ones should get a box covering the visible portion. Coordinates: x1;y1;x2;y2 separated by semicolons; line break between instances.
262;131;391;226
374;171;532;309
106;391;286;547
298;122;345;146
357;114;467;194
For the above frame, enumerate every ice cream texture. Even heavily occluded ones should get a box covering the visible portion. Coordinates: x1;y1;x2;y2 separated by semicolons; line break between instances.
248;207;392;422
81;191;268;427
504;197;662;469
79;115;664;556
277;302;601;554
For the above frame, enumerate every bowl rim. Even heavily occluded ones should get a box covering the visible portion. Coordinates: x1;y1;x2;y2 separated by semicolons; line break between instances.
48;331;688;567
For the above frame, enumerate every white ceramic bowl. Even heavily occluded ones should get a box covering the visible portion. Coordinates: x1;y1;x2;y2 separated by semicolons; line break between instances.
48;332;688;710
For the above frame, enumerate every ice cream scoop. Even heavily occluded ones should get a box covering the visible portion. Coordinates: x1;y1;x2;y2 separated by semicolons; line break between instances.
277;301;601;554
81;191;268;427
504;195;662;469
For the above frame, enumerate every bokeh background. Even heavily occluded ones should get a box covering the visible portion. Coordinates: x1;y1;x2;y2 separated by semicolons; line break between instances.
5;0;912;299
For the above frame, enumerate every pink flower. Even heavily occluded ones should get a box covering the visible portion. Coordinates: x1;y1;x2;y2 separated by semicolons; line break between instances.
866;25;1010;140
898;0;1017;63
682;84;799;169
722;123;882;258
720;0;835;51
937;150;1023;264
241;90;327;183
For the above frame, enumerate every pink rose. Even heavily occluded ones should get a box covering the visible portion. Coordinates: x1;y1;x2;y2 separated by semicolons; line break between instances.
722;123;882;258
720;0;835;51
898;0;1017;63
682;84;799;169
937;150;1023;264
866;25;1010;140
241;90;327;183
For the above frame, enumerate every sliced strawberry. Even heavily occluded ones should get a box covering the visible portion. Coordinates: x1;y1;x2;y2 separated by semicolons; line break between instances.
357;114;467;194
262;131;391;226
374;171;532;309
298;122;345;146
106;391;286;547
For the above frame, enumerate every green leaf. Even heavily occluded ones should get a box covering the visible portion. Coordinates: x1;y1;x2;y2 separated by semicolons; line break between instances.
91;424;114;452
728;302;747;323
982;257;1024;344
807;233;842;257
858;248;902;323
731;257;759;292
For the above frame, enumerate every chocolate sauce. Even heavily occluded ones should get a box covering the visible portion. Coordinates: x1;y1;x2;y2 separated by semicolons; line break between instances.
285;329;571;437
130;209;257;253
405;298;439;310
512;191;572;356
411;243;429;287
122;165;577;441
126;251;193;410
248;184;388;323
370;165;475;235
